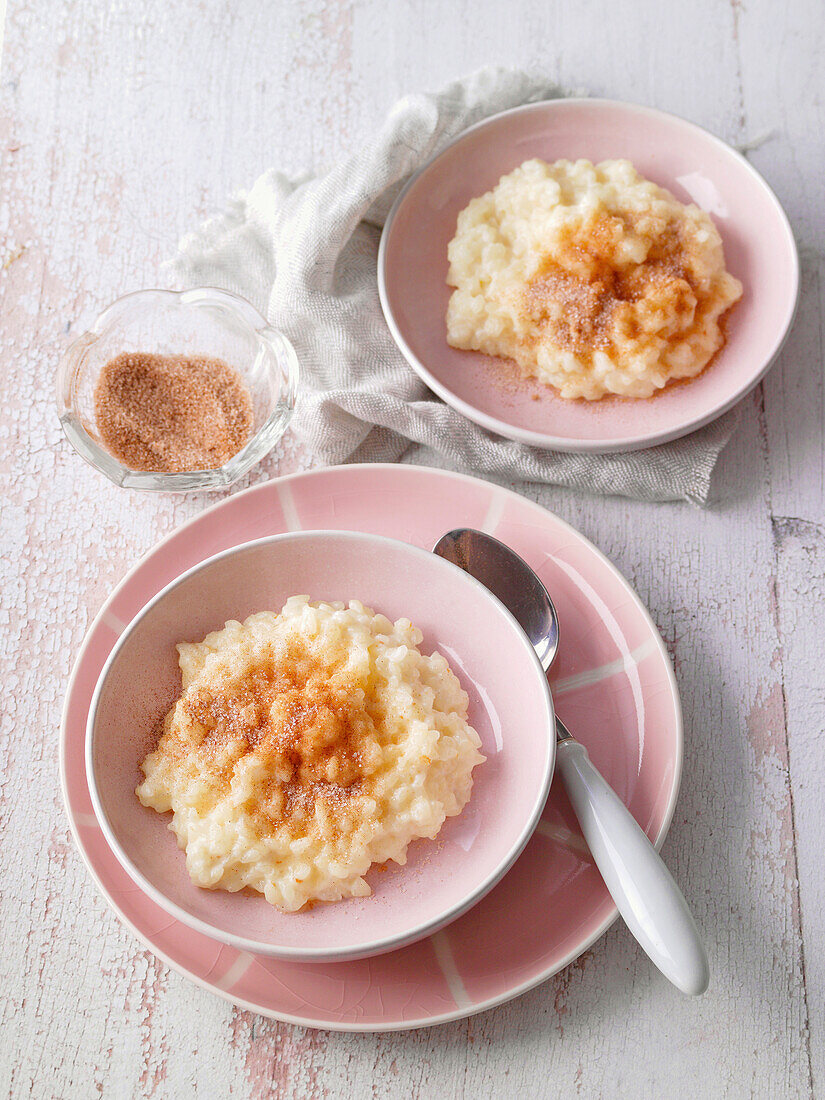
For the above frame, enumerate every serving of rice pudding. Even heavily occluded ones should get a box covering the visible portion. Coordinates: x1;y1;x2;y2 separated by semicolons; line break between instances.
136;597;484;912
446;158;743;400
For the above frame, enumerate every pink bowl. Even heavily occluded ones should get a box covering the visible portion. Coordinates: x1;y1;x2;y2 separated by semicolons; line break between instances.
378;98;799;452
86;531;555;961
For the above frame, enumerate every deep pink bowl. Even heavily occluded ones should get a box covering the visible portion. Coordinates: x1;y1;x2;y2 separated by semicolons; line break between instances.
86;531;555;961
379;98;799;452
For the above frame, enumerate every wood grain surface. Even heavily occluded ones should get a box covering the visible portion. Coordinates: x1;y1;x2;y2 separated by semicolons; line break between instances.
1;1;822;1097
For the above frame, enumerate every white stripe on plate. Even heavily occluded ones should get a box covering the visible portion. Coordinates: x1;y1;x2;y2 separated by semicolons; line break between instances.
550;557;648;755
430;930;471;1009
102;610;127;636
534;819;591;859
480;491;507;535
277;482;302;531
552;637;657;697
214;951;254;992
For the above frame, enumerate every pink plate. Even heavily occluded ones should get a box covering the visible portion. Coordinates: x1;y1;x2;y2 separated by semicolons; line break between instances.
61;464;682;1030
86;531;555;961
378;98;799;453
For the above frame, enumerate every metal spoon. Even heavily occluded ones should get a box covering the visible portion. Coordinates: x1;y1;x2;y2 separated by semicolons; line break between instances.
434;528;709;996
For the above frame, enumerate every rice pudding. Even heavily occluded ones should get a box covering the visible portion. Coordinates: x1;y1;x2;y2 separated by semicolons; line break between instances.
446;158;743;400
136;597;485;912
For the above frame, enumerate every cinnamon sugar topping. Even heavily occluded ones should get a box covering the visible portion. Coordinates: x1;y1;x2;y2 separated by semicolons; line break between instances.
523;215;697;361
93;351;253;473
181;649;377;836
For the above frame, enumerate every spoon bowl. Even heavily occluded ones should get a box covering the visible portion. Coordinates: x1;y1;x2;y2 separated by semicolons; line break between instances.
434;529;560;674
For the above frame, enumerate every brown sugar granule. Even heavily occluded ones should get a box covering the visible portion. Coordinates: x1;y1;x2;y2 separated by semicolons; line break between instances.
93;351;254;473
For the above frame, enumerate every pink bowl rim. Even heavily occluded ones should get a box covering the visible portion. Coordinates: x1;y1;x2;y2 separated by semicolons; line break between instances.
377;96;800;454
60;463;684;1030
84;527;556;962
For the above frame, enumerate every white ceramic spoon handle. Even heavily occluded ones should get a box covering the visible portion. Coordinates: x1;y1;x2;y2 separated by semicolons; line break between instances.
555;727;709;996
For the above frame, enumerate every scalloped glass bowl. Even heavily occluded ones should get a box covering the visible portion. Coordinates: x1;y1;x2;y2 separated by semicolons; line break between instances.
57;288;299;491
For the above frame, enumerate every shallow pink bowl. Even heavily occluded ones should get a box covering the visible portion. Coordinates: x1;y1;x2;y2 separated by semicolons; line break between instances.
86;531;555;962
379;98;799;452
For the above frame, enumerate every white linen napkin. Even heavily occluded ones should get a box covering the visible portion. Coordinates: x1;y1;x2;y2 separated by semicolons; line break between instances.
169;67;739;504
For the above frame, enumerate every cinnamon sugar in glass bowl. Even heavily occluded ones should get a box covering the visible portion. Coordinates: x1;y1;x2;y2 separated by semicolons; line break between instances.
56;288;299;491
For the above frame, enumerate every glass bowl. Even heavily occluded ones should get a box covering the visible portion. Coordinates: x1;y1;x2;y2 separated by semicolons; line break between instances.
56;287;299;491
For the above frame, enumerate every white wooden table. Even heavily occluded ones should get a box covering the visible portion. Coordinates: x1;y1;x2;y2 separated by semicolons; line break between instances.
2;2;822;1096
